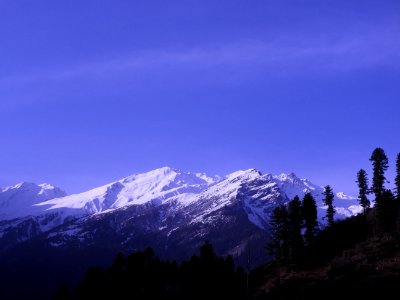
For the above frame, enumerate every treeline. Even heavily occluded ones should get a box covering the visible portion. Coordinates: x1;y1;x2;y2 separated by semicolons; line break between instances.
54;241;248;300
359;148;400;235
55;147;400;299
268;147;400;268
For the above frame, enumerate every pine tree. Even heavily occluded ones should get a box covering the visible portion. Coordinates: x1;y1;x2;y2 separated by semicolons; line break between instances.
323;185;335;227
369;147;389;200
200;240;216;261
301;193;318;245
376;189;397;234
287;196;303;262
356;169;370;213
268;205;290;264
395;153;400;200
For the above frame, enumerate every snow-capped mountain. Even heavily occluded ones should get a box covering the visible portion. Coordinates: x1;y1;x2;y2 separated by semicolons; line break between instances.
0;167;360;267
35;167;218;216
1;167;357;227
0;182;66;221
271;172;362;218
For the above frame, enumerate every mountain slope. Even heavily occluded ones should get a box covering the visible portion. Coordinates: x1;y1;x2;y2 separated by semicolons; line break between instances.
35;167;218;215
0;182;66;221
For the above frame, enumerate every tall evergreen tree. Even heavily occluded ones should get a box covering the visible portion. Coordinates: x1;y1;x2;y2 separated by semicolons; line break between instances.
356;169;370;213
395;152;400;200
287;196;303;262
301;193;318;245
268;205;290;264
369;147;389;200
323;185;335;227
376;189;397;234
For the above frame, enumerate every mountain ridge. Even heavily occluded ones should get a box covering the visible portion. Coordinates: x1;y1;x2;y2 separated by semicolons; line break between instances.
0;167;359;224
0;182;66;221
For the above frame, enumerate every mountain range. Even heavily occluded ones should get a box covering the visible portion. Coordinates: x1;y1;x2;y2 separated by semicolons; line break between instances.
0;167;360;265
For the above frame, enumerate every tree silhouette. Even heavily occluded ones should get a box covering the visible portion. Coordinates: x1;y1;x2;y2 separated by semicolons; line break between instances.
301;193;318;245
356;169;370;213
73;242;246;300
287;196;303;263
323;185;335;227
200;240;216;261
370;147;389;200
376;190;397;235
395;153;400;200
268;204;290;264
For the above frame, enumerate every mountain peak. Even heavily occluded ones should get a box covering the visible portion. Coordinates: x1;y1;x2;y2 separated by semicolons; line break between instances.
0;182;66;221
4;182;37;191
152;166;180;174
36;166;218;215
139;166;181;179
38;183;59;189
274;172;302;183
226;168;262;180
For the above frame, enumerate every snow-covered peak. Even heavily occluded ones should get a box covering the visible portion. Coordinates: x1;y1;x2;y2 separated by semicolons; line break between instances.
2;182;37;192
203;169;262;199
225;168;262;181
187;168;267;226
274;172;299;182
0;182;67;221
336;192;357;200
35;167;216;215
272;173;314;200
273;173;315;188
269;174;360;221
121;166;178;183
38;183;57;189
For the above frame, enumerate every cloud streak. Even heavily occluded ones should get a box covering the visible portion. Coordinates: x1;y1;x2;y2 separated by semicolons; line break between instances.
1;26;399;89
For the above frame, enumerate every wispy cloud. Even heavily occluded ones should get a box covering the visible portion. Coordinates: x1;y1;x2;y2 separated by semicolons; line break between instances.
1;26;399;88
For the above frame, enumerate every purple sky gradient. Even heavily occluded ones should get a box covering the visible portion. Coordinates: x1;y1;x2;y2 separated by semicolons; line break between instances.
0;0;399;195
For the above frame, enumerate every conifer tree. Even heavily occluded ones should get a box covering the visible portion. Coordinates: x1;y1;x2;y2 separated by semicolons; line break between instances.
268;205;289;264
369;147;389;200
356;169;370;213
200;240;216;261
287;196;303;262
323;185;335;227
301;193;318;245
376;189;396;234
395;153;400;200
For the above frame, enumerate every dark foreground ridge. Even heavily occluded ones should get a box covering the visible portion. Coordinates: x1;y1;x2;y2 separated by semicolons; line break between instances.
54;241;248;300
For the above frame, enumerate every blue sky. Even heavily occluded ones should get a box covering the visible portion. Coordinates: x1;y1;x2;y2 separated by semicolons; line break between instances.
1;0;399;195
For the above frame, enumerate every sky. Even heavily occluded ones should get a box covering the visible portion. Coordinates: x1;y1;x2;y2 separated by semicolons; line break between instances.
0;0;399;195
